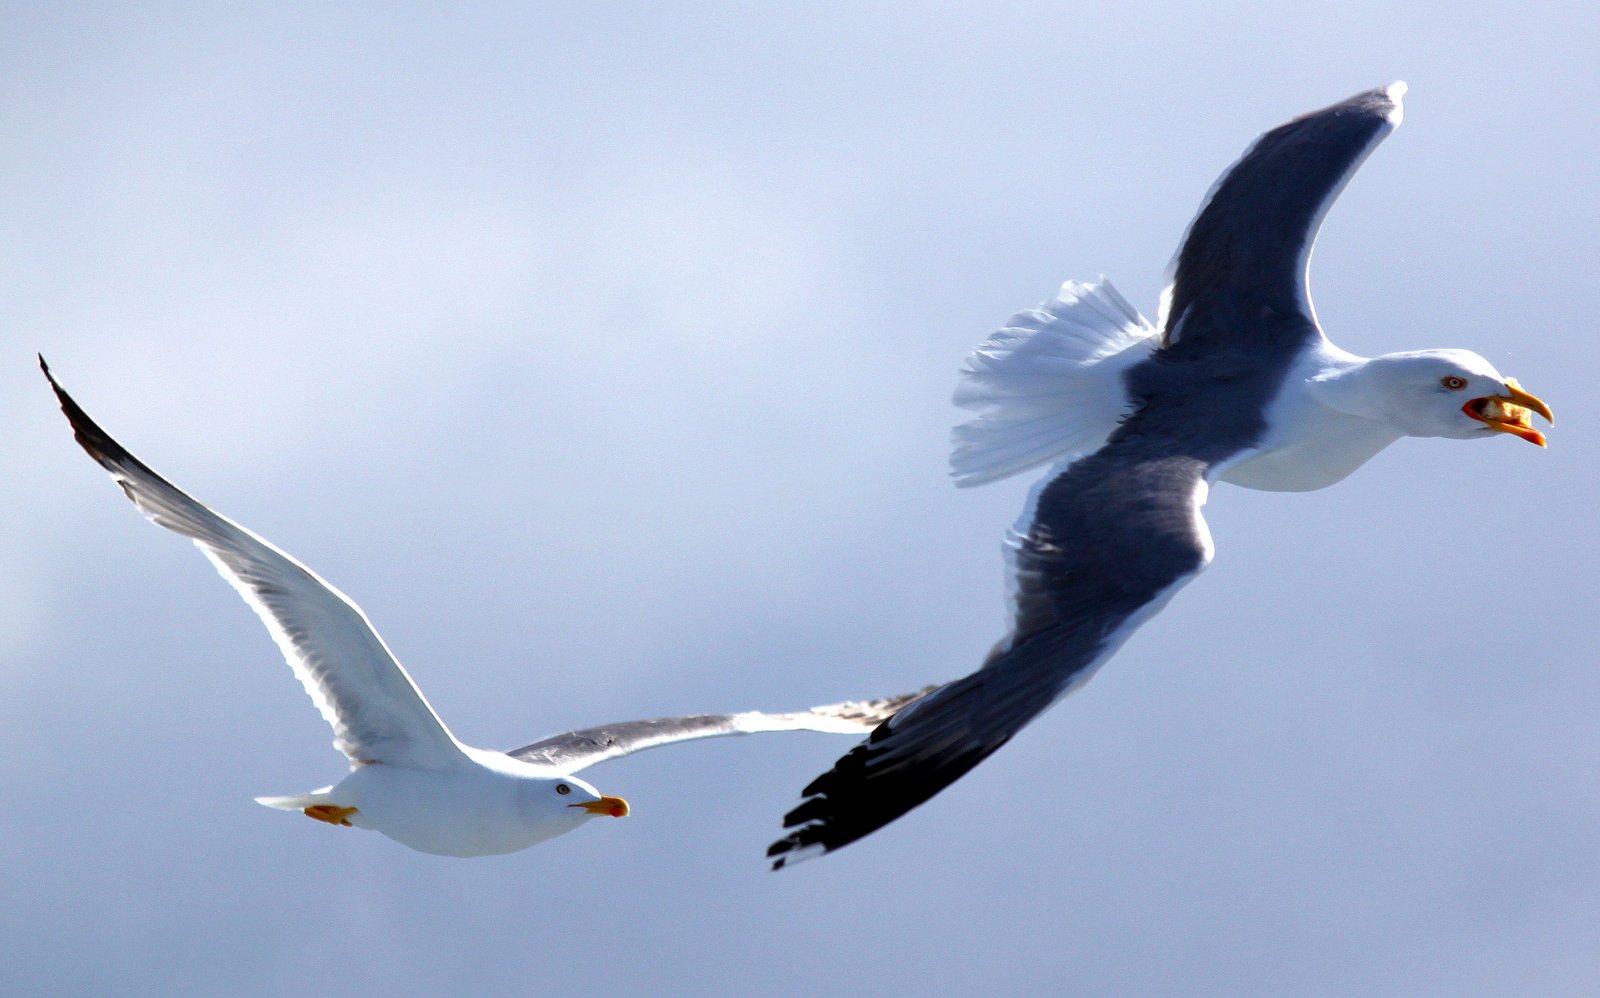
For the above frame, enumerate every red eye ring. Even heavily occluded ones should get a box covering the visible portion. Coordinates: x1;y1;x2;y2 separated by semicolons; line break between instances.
1441;375;1468;390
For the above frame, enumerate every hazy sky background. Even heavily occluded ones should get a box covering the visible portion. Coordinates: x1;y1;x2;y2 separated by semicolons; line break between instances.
5;4;1597;995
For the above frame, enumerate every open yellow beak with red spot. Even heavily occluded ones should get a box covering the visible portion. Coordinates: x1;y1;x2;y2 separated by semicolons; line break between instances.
572;795;630;818
1463;378;1554;447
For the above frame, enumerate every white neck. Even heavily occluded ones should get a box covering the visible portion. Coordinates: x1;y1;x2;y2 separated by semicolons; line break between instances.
1219;345;1404;493
1307;349;1405;422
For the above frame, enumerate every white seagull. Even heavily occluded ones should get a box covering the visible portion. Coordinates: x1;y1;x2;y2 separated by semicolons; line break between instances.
768;83;1552;868
43;360;934;858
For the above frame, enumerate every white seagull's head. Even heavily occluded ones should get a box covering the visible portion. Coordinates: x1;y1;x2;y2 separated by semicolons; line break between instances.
525;774;631;829
1333;349;1554;446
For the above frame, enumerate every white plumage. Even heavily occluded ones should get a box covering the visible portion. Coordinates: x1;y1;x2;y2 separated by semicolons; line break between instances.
951;279;1156;488
43;359;932;858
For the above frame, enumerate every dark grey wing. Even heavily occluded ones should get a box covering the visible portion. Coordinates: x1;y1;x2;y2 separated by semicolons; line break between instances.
1161;82;1406;348
767;285;1302;868
506;687;939;773
769;443;1227;867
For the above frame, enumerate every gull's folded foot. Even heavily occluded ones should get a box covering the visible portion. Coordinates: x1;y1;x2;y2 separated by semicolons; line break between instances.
303;805;358;827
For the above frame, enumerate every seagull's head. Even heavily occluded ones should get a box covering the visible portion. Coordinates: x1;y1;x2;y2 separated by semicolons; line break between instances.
523;775;630;827
1344;349;1553;446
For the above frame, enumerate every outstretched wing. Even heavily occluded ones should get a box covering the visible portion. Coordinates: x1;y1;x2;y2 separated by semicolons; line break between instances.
507;687;940;773
769;440;1222;867
1160;82;1406;348
43;359;467;771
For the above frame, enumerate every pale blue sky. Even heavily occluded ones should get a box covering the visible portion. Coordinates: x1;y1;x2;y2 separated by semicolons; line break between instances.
5;4;1597;995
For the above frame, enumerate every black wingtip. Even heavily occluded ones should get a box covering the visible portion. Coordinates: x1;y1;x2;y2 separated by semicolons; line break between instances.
39;359;147;477
40;358;99;450
765;740;1001;870
39;354;72;411
39;354;65;400
764;669;1037;869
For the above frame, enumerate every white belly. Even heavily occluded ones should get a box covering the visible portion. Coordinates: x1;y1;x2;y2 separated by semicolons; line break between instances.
332;765;573;857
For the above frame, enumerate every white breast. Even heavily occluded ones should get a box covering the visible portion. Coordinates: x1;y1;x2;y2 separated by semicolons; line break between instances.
1219;347;1404;493
334;762;573;857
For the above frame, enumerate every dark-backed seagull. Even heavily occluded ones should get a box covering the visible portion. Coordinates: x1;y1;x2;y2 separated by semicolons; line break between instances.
42;360;934;857
768;83;1551;868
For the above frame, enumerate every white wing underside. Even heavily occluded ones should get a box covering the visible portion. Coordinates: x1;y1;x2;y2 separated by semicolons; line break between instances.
186;524;466;770
507;687;939;773
951;279;1157;488
47;367;467;772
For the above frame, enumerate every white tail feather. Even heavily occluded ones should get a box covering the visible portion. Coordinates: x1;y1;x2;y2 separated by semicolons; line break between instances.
951;279;1156;487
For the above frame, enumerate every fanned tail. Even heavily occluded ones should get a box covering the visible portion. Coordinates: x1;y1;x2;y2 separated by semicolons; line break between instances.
951;279;1156;487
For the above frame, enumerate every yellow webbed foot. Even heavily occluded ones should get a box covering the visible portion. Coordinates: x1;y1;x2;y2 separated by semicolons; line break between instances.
303;804;358;827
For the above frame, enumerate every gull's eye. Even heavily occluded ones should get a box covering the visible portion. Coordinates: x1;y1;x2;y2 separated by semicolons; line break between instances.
1441;375;1468;390
555;783;571;796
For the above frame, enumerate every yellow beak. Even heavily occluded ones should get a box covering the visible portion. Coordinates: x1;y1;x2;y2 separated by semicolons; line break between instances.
1464;378;1554;447
571;795;630;818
